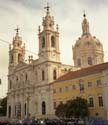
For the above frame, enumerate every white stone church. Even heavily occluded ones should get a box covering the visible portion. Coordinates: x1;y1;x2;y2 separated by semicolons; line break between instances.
7;5;104;119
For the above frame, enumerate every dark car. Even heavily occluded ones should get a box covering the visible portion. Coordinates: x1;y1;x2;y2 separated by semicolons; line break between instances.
0;121;9;125
22;118;31;125
30;119;38;125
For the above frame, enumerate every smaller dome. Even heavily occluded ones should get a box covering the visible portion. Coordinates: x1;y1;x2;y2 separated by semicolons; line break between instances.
73;13;104;68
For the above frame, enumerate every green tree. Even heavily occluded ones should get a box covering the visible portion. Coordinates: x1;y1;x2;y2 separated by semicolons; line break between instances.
55;97;89;119
0;96;7;116
55;103;66;118
68;97;89;119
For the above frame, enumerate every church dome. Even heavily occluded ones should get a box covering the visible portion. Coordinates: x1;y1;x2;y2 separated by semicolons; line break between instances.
74;35;103;51
73;13;104;68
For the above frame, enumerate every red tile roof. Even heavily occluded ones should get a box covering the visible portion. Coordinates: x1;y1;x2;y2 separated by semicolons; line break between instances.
56;62;108;82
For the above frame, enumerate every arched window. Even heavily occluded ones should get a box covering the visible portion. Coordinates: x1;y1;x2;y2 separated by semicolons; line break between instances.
42;37;45;48
8;105;11;118
17;43;20;47
51;36;55;47
16;76;18;82
42;101;46;115
11;55;13;63
24;103;26;115
42;70;45;81
88;57;92;65
77;58;81;66
18;53;21;63
25;74;28;81
9;80;12;89
53;69;57;80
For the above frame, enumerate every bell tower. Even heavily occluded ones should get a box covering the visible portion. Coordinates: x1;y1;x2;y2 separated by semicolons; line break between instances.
38;3;60;63
9;26;25;67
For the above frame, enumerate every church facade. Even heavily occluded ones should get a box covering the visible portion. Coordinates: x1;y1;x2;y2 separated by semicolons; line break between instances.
7;6;76;119
7;5;106;119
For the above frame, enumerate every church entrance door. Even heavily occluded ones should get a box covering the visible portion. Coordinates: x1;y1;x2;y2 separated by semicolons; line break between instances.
42;101;46;115
8;106;11;118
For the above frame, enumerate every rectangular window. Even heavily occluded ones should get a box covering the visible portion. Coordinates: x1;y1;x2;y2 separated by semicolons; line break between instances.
53;89;56;94
79;79;84;91
72;85;76;90
59;88;62;93
88;57;92;65
53;102;56;109
98;96;103;107
42;70;45;81
65;86;68;92
97;80;101;86
88;82;92;88
89;97;94;107
80;83;84;91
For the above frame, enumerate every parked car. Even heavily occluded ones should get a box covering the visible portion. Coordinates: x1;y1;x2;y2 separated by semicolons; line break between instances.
22;118;31;125
77;119;85;125
88;120;108;125
66;119;76;125
30;119;38;125
8;119;22;125
0;121;9;125
37;118;65;125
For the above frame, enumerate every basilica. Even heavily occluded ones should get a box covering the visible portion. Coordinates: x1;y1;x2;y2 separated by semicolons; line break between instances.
7;5;108;120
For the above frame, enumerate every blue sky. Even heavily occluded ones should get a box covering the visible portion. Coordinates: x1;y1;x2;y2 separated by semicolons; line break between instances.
0;0;108;97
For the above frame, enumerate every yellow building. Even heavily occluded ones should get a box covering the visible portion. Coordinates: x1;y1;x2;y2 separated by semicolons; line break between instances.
51;62;108;119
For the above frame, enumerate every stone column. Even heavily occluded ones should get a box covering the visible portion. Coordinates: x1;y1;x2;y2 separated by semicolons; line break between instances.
7;97;9;118
21;93;24;119
38;94;42;116
11;95;15;118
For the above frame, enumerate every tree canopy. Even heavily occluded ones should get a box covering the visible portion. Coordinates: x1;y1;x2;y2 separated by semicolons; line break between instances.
55;103;66;118
55;97;89;119
0;96;7;116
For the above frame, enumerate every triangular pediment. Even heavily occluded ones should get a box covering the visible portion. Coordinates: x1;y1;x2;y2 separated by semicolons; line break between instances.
15;61;27;69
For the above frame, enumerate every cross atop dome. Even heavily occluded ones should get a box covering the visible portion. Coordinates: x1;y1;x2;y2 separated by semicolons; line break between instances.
82;11;90;36
14;25;22;42
44;3;50;15
83;10;86;18
15;25;20;33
